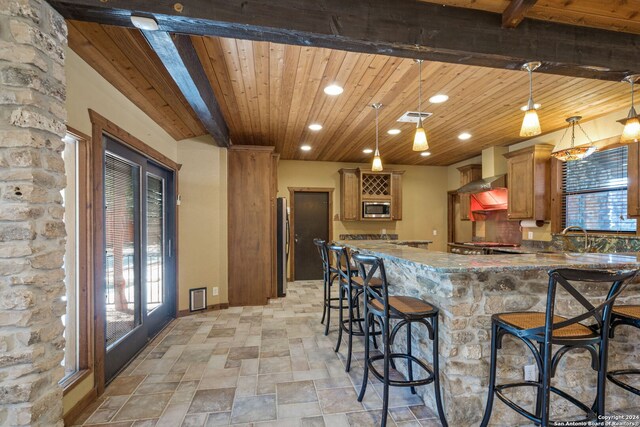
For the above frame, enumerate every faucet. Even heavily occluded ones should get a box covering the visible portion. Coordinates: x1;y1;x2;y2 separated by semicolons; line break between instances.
561;225;589;252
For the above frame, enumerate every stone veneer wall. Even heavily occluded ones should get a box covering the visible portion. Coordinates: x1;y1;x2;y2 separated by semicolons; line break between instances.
372;258;640;426
0;1;67;425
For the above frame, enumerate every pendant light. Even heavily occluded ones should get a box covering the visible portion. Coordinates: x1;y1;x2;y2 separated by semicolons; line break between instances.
550;116;597;162
371;103;383;171
520;61;542;137
413;60;429;151
620;75;640;143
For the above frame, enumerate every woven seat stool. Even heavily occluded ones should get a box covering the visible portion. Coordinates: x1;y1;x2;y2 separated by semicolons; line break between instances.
353;253;448;427
608;305;640;396
480;268;638;427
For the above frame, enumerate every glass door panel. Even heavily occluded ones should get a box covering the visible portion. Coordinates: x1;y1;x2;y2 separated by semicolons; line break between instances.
146;174;164;313
105;153;141;349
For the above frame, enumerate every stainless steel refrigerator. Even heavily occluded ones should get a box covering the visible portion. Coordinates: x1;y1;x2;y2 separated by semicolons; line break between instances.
276;197;289;297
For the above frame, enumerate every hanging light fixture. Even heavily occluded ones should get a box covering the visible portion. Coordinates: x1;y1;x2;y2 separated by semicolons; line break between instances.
413;60;429;151
520;61;542;137
550;116;597;162
371;103;383;171
620;75;640;143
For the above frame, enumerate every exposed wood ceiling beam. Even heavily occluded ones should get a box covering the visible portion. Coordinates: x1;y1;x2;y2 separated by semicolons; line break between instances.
142;31;230;147
502;0;538;28
50;0;639;81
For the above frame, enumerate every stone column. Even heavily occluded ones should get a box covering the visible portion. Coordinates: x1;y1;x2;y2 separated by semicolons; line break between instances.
0;1;67;425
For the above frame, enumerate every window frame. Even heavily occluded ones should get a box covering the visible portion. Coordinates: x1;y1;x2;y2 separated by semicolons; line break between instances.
551;138;639;235
60;126;94;395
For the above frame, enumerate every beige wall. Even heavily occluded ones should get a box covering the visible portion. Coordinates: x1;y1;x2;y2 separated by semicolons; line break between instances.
64;49;228;415
177;138;228;309
278;160;449;252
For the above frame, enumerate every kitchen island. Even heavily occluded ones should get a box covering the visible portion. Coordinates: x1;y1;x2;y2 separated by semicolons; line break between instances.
340;240;640;426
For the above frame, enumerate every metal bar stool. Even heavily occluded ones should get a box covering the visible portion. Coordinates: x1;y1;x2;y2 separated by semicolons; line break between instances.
327;244;381;372
480;268;638;427
608;305;640;396
313;238;357;336
353;253;448;427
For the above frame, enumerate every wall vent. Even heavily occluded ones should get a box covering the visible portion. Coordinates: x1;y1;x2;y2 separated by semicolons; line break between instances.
397;111;433;123
189;287;207;312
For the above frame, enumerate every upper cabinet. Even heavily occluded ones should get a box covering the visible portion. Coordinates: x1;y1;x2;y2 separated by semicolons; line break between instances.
627;142;640;217
339;168;404;221
339;168;360;221
457;164;482;221
503;144;554;221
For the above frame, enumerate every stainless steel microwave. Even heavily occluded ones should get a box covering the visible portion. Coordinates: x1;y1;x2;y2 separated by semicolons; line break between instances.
362;201;391;218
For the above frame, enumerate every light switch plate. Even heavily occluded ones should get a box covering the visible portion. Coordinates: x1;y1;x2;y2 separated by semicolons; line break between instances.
212;287;219;296
527;231;534;239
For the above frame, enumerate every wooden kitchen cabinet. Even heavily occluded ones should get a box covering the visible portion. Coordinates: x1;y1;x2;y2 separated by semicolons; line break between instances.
391;171;404;220
228;146;278;306
457;164;482;221
339;168;360;221
503;144;554;221
627;141;640;217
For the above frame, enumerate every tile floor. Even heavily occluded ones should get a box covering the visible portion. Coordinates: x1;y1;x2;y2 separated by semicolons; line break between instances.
72;281;441;427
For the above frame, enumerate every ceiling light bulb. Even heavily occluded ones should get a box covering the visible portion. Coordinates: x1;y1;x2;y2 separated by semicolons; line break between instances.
520;109;541;137
308;123;322;131
300;145;311;151
458;132;472;140
324;84;344;96
622;115;640;143
429;94;449;104
387;129;401;135
130;15;159;31
372;150;383;172
420;151;431;157
363;148;373;154
413;121;429;151
520;103;541;111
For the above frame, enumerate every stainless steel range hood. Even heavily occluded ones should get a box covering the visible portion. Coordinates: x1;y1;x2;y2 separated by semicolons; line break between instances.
457;174;507;194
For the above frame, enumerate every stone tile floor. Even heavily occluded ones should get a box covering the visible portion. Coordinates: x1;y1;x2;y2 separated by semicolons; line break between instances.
72;281;441;427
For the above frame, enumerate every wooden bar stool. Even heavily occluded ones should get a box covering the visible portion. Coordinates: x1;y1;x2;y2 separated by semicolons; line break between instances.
327;244;381;372
480;268;638;427
353;253;448;427
608;305;640;396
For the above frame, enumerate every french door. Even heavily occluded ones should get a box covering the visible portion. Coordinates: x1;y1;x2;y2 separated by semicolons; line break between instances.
103;136;176;382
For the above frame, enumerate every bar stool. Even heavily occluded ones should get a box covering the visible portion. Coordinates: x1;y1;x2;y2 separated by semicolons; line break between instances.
608;305;640;396
480;268;638;427
353;253;448;427
313;238;357;336
327;244;381;372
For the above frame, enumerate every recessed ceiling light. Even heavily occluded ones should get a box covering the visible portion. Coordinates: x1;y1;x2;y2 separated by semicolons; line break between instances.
324;84;344;96
363;148;374;154
420;151;431;157
300;145;312;151
520;103;541;111
458;132;472;140
308;123;323;131
429;94;449;104
387;129;401;135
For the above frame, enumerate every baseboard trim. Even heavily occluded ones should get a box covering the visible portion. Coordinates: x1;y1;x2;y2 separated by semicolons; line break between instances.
177;303;229;318
63;386;97;426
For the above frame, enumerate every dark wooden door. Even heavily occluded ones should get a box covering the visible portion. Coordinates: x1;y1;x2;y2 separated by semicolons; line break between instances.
294;192;329;280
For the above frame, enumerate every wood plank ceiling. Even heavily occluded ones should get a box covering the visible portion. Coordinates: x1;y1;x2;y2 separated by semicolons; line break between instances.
68;20;636;166
421;0;640;34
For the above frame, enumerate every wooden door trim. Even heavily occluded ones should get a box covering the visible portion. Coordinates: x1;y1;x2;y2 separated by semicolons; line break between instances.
89;110;180;396
447;190;457;248
288;187;334;282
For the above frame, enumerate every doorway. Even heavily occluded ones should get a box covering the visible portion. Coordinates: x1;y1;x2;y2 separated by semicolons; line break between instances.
289;188;333;281
103;136;176;383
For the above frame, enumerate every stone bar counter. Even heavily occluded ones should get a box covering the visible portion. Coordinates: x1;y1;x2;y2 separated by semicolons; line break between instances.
340;240;640;426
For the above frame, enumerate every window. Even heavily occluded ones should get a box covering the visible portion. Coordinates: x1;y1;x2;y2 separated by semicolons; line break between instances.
562;145;636;232
59;128;91;391
61;133;79;381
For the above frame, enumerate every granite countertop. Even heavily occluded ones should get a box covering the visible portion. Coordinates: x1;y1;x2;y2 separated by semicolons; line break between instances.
340;240;640;273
